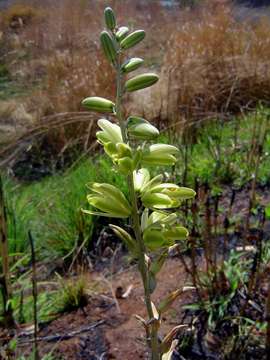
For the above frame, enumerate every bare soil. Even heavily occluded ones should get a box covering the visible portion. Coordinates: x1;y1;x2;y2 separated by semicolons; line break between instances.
17;257;193;360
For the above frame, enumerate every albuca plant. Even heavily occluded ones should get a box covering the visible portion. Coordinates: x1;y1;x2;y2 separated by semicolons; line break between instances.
81;7;195;360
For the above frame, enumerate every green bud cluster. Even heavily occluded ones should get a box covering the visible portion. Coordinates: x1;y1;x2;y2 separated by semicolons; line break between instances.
81;7;196;360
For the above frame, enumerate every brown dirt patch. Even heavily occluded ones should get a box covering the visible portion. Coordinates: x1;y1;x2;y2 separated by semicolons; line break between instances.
16;257;193;360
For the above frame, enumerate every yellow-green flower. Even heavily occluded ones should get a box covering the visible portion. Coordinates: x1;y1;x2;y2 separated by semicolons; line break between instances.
82;183;131;218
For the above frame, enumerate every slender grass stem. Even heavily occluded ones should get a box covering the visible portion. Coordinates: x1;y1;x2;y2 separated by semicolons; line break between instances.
29;231;39;360
267;283;270;360
0;176;15;327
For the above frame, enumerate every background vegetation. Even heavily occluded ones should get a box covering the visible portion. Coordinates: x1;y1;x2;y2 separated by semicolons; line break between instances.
0;1;270;359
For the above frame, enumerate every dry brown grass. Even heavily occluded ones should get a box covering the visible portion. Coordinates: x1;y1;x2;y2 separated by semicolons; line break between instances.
0;0;169;161
2;0;270;161
1;3;42;28
161;1;270;131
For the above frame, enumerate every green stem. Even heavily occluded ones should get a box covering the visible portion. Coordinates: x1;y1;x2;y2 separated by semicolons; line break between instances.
115;54;160;360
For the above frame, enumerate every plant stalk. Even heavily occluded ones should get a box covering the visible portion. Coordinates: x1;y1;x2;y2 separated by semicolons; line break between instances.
29;231;39;360
115;55;160;360
266;281;270;360
0;175;15;327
